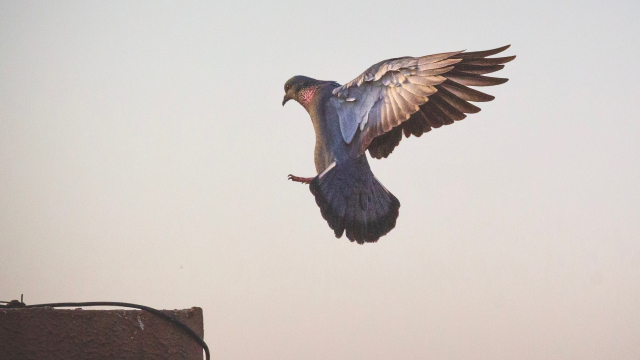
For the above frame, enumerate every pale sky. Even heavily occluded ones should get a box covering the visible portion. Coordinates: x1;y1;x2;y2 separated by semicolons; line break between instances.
1;1;639;359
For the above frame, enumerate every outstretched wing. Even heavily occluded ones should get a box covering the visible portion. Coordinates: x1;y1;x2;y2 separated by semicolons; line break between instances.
330;45;515;158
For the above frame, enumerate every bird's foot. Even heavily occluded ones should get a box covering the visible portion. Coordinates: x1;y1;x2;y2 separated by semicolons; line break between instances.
288;174;313;184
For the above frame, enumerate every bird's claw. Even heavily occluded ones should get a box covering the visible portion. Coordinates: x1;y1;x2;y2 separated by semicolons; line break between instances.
288;174;313;184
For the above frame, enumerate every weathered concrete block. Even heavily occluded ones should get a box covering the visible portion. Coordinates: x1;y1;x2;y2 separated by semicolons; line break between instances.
0;307;204;360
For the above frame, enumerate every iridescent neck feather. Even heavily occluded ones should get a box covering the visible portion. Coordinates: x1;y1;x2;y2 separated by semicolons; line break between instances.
297;86;318;108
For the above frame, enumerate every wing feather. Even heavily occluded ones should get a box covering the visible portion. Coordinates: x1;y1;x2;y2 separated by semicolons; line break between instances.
401;82;430;99
440;80;495;102
436;87;482;114
395;86;424;107
389;87;418;115
452;64;505;75
417;50;464;64
406;75;446;87
330;46;515;157
386;94;404;127
455;44;511;59
381;101;394;132
412;66;455;76
420;102;445;128
431;95;466;121
403;81;438;97
418;57;462;69
460;55;516;66
402;117;421;138
445;73;509;86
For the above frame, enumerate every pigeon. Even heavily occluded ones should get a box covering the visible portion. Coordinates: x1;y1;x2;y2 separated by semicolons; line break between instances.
283;45;515;244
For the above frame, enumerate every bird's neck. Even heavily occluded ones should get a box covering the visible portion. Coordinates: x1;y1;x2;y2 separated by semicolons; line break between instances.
297;86;319;109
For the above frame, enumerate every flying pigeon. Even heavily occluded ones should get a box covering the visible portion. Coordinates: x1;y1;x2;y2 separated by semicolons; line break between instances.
283;45;515;244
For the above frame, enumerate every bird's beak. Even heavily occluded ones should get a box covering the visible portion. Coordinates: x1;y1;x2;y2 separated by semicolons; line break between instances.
282;94;291;106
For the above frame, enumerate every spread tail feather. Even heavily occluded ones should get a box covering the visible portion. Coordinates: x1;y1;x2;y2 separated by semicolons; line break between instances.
309;156;400;244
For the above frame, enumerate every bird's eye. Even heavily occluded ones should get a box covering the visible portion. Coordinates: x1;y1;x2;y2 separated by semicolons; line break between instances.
286;84;291;90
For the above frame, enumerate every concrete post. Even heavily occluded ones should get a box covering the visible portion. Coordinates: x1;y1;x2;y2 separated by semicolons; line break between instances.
0;307;204;360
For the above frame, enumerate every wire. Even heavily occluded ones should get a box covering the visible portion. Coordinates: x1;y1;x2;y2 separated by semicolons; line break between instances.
0;298;210;360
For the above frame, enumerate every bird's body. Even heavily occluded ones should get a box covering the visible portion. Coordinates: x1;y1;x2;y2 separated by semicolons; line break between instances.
283;46;515;244
304;81;361;171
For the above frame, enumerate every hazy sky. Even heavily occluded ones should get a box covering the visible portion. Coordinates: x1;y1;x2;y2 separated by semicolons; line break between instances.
1;1;639;359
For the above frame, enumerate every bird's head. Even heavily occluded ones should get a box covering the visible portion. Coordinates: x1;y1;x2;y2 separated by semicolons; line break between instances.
282;75;318;107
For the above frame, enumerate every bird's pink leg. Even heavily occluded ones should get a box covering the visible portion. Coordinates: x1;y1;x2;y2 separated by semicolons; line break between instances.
288;174;313;184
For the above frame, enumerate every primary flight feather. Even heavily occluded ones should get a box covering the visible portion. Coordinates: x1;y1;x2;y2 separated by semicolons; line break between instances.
283;45;515;244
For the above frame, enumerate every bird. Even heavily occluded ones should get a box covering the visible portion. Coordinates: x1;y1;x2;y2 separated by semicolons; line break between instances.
282;45;515;244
